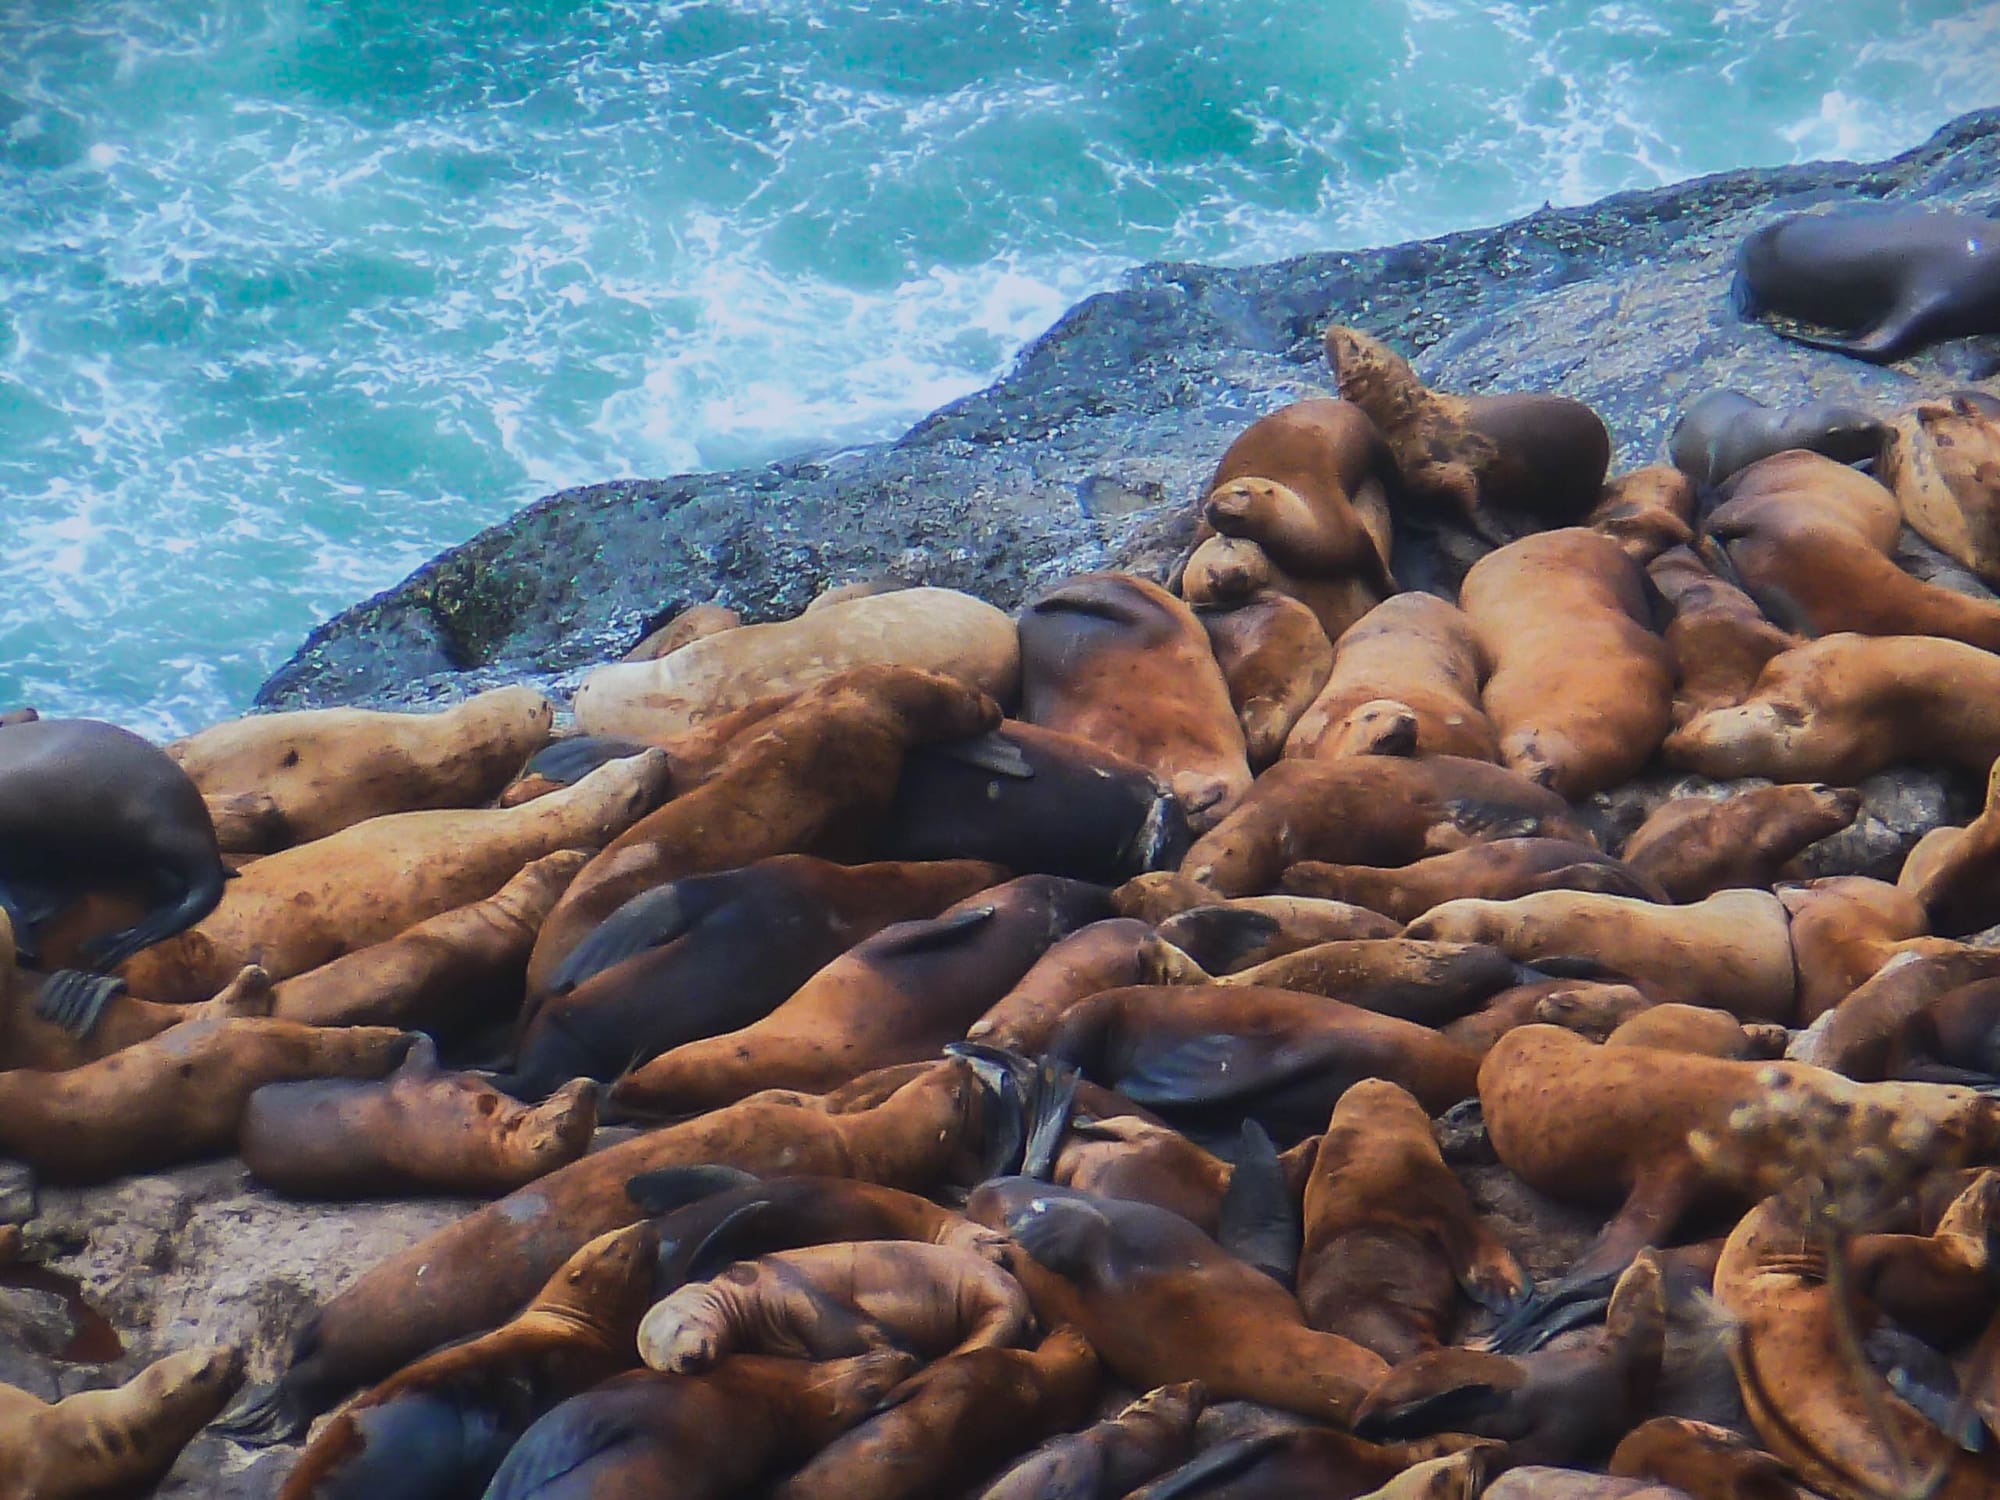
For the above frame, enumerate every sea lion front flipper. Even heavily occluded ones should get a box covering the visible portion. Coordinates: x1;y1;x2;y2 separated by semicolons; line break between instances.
544;881;702;995
485;1396;641;1500
1022;1060;1081;1181
872;905;998;956
924;732;1034;779
1125;1431;1291;1500
75;863;228;973
211;1378;311;1447
1003;1194;1118;1286
1351;1378;1512;1444
33;970;125;1037
1113;1030;1348;1110
625;1164;760;1215
1217;1120;1300;1286
1155;906;1279;973
1451;1223;1532;1317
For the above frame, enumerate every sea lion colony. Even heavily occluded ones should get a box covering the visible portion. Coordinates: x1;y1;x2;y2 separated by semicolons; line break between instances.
3;207;2000;1498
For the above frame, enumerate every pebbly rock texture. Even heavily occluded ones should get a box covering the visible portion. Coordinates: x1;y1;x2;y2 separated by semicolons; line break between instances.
261;109;2000;711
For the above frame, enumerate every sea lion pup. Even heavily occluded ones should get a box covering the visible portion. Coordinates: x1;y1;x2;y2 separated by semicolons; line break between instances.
571;585;1018;739
1323;323;1611;527
1215;938;1521;1027
1194;592;1335;766
0;1344;241;1500
1353;1252;1666;1468
503;856;1004;1099
1404;888;1796;1021
1716;1197;2000;1500
1180;754;1593;898
967;918;1194;1053
277;1222;660;1500
1586;465;1699;564
874;719;1190;884
525;664;998;995
767;1325;1101;1500
216;1060;993;1442
1733;203;2000;363
621;600;741;662
1282;839;1666;923
1703;449;2000;648
240;1034;597;1198
977;1380;1207;1500
1899;754;2000;935
118;751;670;1005
166;686;554;848
968;1177;1389;1424
1664;632;2000;783
637;1240;1031;1372
1283;593;1499;764
481;1349;917;1500
0;717;227;973
1779;876;1932;1024
1018;572;1251;828
0;1009;410;1183
1044;984;1482;1140
1156;896;1401;971
495;734;657;807
606;875;1111;1116
1459;528;1673;798
1298;1079;1529;1363
1618;783;1862;903
1879;392;2000;582
1647;547;1799;725
1669;389;1886;490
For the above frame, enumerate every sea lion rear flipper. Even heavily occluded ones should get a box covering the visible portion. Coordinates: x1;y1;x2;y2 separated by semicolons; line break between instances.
1217;1120;1299;1286
33;970;125;1037
924;732;1034;779
626;1164;760;1215
1126;1431;1290;1499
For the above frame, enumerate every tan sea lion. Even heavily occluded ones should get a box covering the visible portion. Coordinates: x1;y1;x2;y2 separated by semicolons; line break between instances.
966;918;1190;1053
166;686;555;848
1587;465;1698;563
1647;547;1799;724
1215;938;1520;1027
1282;839;1666;923
1460;528;1673;798
1444;977;1653;1054
572;585;1018;739
1194;591;1335;766
1619;783;1862;902
1604;1003;1786;1060
1283;593;1499;763
1609;1417;1809;1500
1898;754;2000;935
1154;895;1402;972
621;601;741;661
1879;392;2000;582
1110;870;1230;923
1777;876;1931;1024
976;1381;1207;1500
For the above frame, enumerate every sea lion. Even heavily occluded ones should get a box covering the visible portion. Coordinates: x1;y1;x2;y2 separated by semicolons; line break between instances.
494;735;656;807
1586;465;1698;563
571;585;1018;739
1668;390;1886;489
1898;754;2000;935
526;665;997;995
504;855;1004;1099
1443;977;1654;1055
1878;392;2000;583
1282;593;1499;764
1202;397;1397;577
1664;632;2000;782
0;717;228;972
1777;876;1931;1024
118;751;671;1004
1647;547;1798;724
968;1178;1389;1423
621;601;740;661
1282;839;1666;923
767;1326;1101;1500
1404;888;1797;1021
1298;1079;1528;1362
0;1344;241;1500
967;918;1189;1053
1194;592;1335;766
607;875;1111;1116
1154;896;1402;972
277;1223;660;1500
1618;783;1862;902
241;1035;597;1199
976;1381;1208;1500
1604;1003;1786;1060
1732;203;2000;362
637;1240;1031;1372
1609;1417;1808;1500
0;1010;410;1183
1703;449;2000;647
1460;528;1673;798
481;1350;918;1500
1215;939;1521;1027
1786;948;2000;1082
1181;754;1593;897
166;686;554;848
1017;573;1251;827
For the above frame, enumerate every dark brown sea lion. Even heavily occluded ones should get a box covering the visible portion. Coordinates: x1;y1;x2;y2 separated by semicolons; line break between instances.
1788;948;2000;1082
977;1381;1208;1500
1618;783;1861;902
1194;591;1335;766
277;1223;660;1500
1878;391;2000;583
0;717;228;972
1282;839;1665;924
1215;939;1521;1027
1898;754;2000;935
1442;978;1653;1055
1777;876;1931;1024
1733;203;2000;362
1283;593;1498;764
1647;547;1798;725
1668;389;1886;489
966;918;1193;1053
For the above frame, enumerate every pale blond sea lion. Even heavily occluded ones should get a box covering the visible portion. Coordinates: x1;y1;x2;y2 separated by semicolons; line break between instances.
1878;392;2000;583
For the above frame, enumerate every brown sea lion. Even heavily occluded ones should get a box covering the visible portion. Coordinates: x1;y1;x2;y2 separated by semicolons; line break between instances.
1442;978;1653;1055
967;918;1190;1053
278;1222;660;1500
572;585;1018;739
1110;870;1228;923
1898;754;2000;935
1664;632;2000;782
1194;591;1335;766
1018;573;1252;827
1587;465;1698;563
638;1240;1031;1372
1647;547;1798;725
1778;876;1931;1024
1787;948;2000;1082
1202;397;1397;578
1668;389;1886;489
768;1325;1101;1500
607;875;1111;1116
1405;888;1796;1021
1460;528;1673;798
1283;593;1499;763
621;601;740;661
1703;449;2000;647
1181;754;1593;897
1154;895;1402;972
1879;392;2000;583
1609;1417;1809;1500
976;1381;1208;1500
241;1035;597;1199
968;1178;1388;1423
1215;939;1521;1027
1604;1003;1786;1060
166;686;554;848
1298;1079;1528;1362
0;1344;241;1500
1282;839;1666;923
119;751;671;1004
1619;783;1862;902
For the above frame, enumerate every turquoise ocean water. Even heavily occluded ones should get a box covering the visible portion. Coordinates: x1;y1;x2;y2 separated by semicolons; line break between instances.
4;0;1999;736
